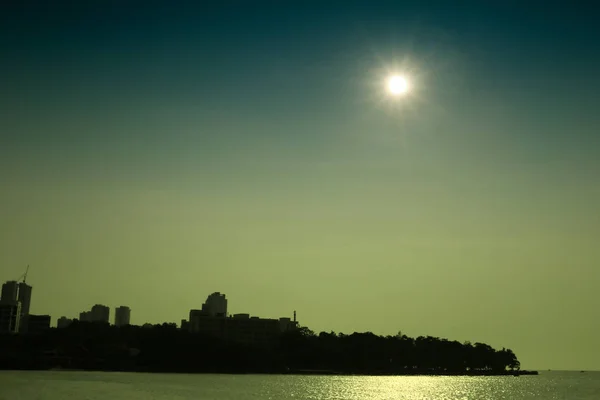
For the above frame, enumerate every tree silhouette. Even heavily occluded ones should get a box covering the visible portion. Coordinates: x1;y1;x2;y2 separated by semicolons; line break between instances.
0;323;526;375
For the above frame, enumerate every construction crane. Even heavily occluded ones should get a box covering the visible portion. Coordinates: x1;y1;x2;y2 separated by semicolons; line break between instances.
16;265;29;283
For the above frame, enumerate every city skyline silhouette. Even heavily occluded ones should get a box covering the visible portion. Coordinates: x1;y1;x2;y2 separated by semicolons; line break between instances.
1;2;599;372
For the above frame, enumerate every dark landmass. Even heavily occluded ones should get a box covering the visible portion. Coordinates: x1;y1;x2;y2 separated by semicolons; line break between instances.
0;322;536;376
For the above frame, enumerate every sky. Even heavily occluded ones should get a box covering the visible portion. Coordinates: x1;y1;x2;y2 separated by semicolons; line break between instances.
1;1;599;371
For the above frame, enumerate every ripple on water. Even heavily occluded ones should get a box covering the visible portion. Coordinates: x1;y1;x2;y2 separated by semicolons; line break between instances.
0;371;599;400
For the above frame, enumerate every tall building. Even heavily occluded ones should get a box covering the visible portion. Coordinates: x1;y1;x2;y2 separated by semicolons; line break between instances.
0;281;19;304
1;280;33;333
17;282;32;316
91;304;110;323
0;303;21;333
114;306;131;327
17;282;32;333
202;292;228;317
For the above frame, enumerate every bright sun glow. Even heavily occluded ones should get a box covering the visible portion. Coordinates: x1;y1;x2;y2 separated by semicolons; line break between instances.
387;75;409;95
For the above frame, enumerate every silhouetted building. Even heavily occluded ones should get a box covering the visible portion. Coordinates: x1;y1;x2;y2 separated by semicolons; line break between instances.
91;304;110;323
226;315;282;347
188;312;298;347
0;303;21;333
16;282;32;333
0;281;19;304
189;311;226;337
181;319;189;330
202;292;228;317
17;282;32;316
1;280;32;333
278;317;298;332
114;306;131;326
22;314;51;334
79;311;92;322
57;316;73;329
187;292;298;347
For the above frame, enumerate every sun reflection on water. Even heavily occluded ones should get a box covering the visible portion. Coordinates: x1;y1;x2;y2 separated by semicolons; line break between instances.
260;375;538;400
3;370;592;400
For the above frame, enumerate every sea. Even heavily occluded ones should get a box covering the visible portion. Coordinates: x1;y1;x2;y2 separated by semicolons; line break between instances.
0;371;598;399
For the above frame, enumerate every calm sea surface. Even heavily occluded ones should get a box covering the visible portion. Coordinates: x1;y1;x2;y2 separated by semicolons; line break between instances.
0;371;598;399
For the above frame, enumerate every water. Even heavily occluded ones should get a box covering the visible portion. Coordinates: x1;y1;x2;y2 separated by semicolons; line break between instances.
0;371;598;399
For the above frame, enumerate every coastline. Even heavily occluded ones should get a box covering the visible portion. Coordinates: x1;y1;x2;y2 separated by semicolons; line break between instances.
0;325;526;376
27;367;538;376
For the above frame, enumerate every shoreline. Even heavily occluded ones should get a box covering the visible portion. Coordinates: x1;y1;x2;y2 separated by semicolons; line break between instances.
8;368;538;376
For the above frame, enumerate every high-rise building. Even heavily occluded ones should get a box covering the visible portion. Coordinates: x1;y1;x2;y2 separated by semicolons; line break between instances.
57;316;73;329
114;306;131;327
202;292;228;317
1;280;32;333
0;281;19;304
17;282;32;333
17;282;32;316
0;302;21;333
91;304;110;323
17;282;33;333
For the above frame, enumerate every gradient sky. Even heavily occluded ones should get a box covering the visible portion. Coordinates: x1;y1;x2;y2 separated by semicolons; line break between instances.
1;1;599;370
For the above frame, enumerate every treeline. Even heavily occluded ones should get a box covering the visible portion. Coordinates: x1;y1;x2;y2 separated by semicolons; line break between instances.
0;322;521;375
283;327;520;374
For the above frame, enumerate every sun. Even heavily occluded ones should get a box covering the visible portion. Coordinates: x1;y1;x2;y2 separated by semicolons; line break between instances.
387;75;409;96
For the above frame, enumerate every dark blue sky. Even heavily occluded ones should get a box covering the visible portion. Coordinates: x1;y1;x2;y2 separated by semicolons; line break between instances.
3;2;599;153
1;1;599;370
